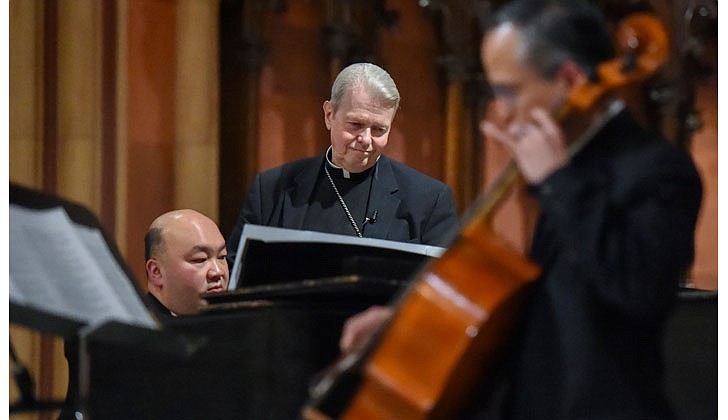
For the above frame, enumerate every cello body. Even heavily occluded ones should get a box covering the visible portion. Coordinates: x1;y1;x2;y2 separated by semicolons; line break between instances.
338;221;539;419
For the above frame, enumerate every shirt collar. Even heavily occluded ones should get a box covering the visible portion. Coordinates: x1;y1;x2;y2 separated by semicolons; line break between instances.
325;146;351;178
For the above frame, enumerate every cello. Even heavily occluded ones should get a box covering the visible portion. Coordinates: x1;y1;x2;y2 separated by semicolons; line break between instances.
304;13;670;420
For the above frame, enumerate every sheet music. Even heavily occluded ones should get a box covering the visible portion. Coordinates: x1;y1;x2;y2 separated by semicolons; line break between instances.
9;205;158;330
229;224;446;289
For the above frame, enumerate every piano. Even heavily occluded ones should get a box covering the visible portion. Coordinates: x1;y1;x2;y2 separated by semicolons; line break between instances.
75;284;719;420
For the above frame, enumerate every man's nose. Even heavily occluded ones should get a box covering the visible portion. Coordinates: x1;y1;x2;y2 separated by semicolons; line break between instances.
485;99;513;129
208;259;225;278
357;128;371;143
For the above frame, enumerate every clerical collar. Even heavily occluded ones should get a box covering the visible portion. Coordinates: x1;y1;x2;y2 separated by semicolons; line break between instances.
325;146;377;180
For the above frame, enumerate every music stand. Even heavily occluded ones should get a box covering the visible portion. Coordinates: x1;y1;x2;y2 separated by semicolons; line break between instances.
9;183;159;417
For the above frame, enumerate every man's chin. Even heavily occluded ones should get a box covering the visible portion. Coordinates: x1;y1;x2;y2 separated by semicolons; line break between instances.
346;158;377;173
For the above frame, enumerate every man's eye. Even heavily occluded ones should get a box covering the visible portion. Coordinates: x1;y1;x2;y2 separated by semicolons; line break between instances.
488;84;519;107
490;85;517;99
372;127;387;136
191;258;206;264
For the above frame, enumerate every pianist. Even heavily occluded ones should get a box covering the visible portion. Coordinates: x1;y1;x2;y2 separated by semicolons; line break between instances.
144;209;229;316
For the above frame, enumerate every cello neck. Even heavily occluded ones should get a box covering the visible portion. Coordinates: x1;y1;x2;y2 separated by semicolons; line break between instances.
465;12;668;230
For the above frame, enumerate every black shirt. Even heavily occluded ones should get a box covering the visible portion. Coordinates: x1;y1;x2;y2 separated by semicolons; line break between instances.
302;158;376;237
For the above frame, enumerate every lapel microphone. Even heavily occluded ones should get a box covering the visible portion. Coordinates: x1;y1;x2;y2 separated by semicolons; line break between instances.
364;209;378;225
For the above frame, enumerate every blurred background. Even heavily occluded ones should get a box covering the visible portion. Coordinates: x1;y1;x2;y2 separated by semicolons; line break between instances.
9;1;717;418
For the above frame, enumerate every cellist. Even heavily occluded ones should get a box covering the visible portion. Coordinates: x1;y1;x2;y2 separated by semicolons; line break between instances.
336;0;702;418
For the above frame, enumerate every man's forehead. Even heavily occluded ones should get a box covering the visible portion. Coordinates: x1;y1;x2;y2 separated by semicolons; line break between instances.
163;218;217;245
483;24;522;59
482;24;529;82
165;210;219;234
165;231;225;256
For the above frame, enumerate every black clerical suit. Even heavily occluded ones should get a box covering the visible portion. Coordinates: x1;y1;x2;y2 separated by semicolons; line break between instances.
145;292;175;319
227;153;460;265
478;109;703;419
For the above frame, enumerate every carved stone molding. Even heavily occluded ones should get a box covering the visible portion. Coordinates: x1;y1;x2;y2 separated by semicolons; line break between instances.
321;0;399;76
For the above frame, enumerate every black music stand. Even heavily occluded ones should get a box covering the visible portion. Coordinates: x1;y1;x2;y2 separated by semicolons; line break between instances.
9;339;66;414
9;183;154;335
663;288;718;420
9;183;159;418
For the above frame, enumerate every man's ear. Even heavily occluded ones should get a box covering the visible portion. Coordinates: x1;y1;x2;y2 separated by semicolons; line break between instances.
557;60;588;88
323;101;333;129
146;259;164;288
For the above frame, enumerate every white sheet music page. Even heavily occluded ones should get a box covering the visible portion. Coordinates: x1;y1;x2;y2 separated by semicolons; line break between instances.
9;205;158;330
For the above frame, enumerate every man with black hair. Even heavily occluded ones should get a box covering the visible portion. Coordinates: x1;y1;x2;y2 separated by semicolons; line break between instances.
336;1;702;418
473;0;702;418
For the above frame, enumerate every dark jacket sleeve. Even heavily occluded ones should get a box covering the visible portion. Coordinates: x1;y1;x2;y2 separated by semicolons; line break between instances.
531;142;702;321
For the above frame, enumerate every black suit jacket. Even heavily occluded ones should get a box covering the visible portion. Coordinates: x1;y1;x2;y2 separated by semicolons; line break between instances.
227;154;460;265
491;110;703;420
